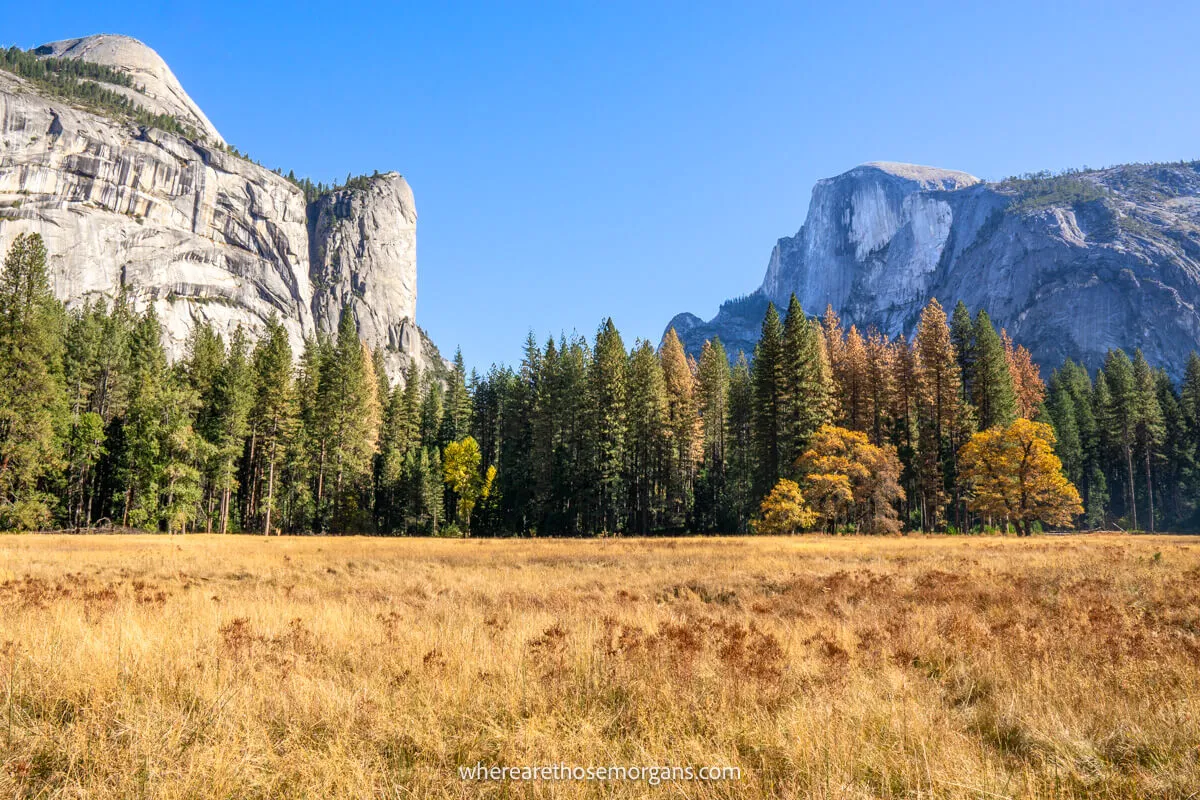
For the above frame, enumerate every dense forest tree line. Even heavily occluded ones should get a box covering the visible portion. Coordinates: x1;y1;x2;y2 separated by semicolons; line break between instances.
1;234;1197;534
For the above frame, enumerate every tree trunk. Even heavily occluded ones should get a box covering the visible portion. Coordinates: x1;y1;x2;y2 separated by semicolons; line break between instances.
264;455;276;537
1125;444;1137;531
1144;449;1155;533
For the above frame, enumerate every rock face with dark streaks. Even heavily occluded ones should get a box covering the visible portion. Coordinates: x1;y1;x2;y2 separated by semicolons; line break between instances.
0;34;442;381
667;161;1200;379
308;172;421;379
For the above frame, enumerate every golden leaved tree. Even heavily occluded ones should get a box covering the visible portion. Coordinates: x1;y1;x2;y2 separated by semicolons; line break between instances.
443;436;497;535
797;424;905;534
753;478;816;535
958;418;1082;536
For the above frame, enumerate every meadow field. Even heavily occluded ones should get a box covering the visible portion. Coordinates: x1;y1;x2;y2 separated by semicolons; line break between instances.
0;533;1197;799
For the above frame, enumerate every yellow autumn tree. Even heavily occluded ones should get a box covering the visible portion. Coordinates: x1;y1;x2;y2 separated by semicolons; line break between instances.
797;424;905;534
958;418;1083;536
753;478;816;535
443;436;496;534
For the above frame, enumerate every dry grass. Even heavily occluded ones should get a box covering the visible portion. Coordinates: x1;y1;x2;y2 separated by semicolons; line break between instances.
0;533;1198;798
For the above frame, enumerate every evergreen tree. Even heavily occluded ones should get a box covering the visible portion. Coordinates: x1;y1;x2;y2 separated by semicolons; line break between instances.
316;310;381;531
439;348;473;447
913;299;968;530
1099;350;1139;529
695;338;730;531
183;323;225;531
950;300;976;403
1180;353;1200;527
210;326;254;533
1047;367;1084;487
780;296;834;472
1153;370;1189;529
863;331;894;447
660;328;698;528
249;316;296;535
495;335;537;533
1132;350;1164;532
625;340;669;532
117;308;169;529
560;336;592;533
839;325;870;432
752;302;785;496
970;310;1017;430
1057;360;1107;527
889;334;919;526
0;234;66;529
726;352;756;531
588;319;627;533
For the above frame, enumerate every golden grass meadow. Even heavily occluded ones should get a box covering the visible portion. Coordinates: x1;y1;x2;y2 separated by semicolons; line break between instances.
1;533;1198;799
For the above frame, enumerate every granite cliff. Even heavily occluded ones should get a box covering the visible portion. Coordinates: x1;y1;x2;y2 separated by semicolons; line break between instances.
668;161;1200;379
0;34;441;381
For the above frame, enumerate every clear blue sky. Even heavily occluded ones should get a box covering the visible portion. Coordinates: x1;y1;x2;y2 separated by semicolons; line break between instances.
6;1;1200;371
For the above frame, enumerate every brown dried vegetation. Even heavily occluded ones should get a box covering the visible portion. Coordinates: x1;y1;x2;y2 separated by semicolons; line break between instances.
0;533;1197;798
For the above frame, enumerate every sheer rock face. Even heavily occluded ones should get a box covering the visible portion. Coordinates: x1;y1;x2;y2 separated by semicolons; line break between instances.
668;161;1200;380
0;35;441;382
308;173;421;379
35;34;226;146
0;67;314;357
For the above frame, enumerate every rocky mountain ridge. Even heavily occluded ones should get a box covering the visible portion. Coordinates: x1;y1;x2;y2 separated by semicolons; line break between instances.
668;161;1200;379
0;34;442;381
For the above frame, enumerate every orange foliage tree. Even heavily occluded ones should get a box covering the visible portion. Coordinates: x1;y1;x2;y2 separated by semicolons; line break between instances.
1002;331;1046;419
958;418;1083;536
797;424;905;534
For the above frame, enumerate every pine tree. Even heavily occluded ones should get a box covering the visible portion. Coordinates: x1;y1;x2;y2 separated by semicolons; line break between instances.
839;325;870;432
1099;351;1139;529
529;336;558;532
118;308;169;529
1181;353;1200;527
822;305;846;396
1003;331;1046;419
971;310;1017;430
752;303;785;496
58;306;102;499
0;233;66;529
780;296;834;471
726;352;756;531
863;331;894;447
660;328;698;528
184;323;226;531
695;338;730;531
626;340;669;532
1153;369;1189;529
296;334;328;528
439;348;473;447
1132;351;1164;532
1047;367;1084;487
1055;360;1107;527
549;335;591;534
588;319;627;533
211;327;255;533
316;309;381;532
496;334;537;533
250;316;296;535
950;300;976;403
913;299;968;530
